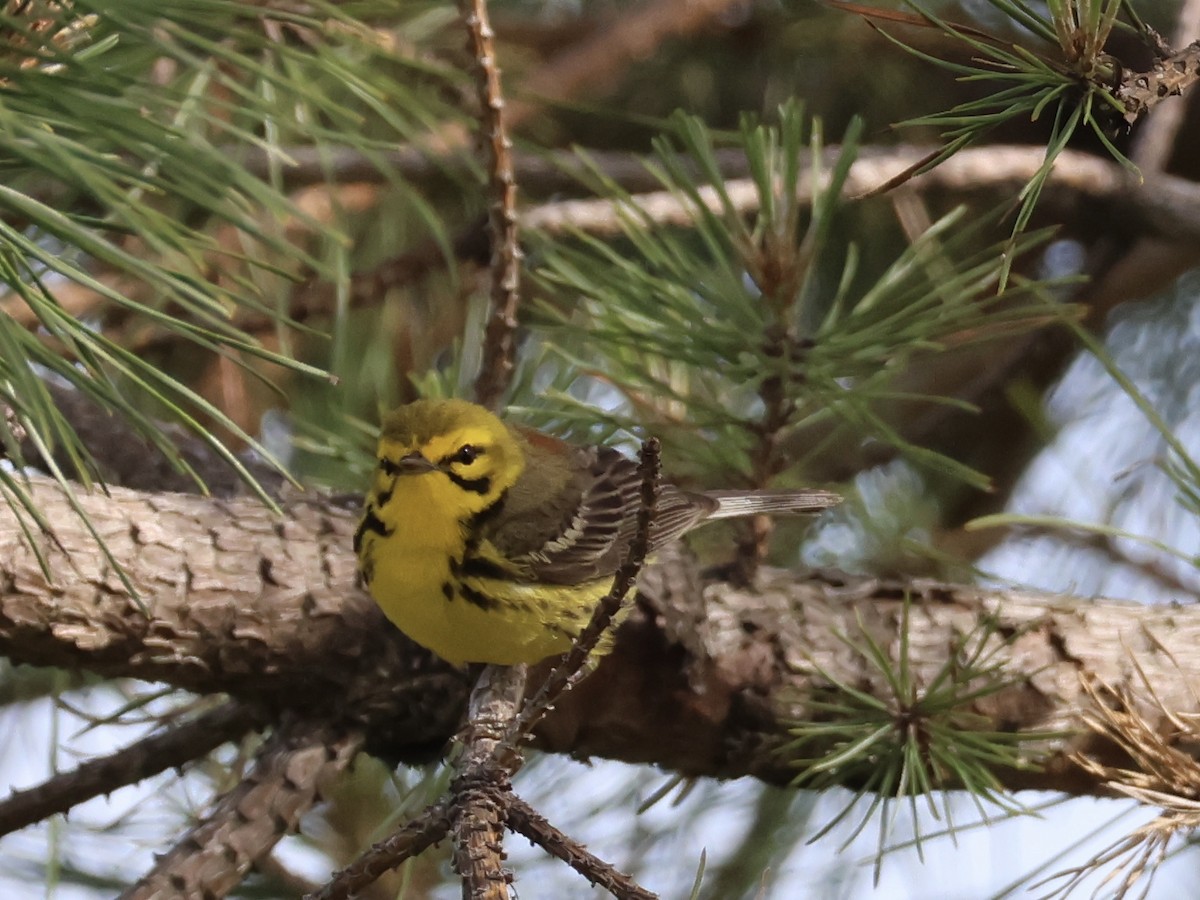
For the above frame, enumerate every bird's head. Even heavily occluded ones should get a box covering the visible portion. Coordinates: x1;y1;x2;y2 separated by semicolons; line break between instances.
376;399;525;516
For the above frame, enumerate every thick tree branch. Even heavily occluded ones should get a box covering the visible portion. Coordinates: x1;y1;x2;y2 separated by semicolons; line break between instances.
120;720;362;900
2;477;1199;796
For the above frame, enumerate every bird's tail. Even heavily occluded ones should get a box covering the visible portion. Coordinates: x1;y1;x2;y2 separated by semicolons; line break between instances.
703;489;842;519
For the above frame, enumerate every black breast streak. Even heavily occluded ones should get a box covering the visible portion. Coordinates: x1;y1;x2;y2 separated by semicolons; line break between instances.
458;583;497;610
456;489;513;581
353;508;393;553
460;556;513;580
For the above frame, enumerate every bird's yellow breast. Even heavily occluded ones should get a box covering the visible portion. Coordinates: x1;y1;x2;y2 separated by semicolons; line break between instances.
362;470;610;665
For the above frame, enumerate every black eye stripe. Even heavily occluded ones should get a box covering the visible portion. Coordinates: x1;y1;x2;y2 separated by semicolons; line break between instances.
440;444;485;467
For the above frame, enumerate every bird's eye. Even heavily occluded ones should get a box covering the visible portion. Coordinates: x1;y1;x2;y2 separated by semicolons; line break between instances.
452;444;482;466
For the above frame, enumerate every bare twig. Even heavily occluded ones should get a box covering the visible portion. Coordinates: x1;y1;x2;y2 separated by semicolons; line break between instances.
1118;38;1200;128
507;796;659;900
451;663;528;900
0;701;262;839
1;400;27;448
120;721;362;900
459;0;523;410
1129;0;1200;171
304;802;452;900
523;145;1150;236
506;437;662;746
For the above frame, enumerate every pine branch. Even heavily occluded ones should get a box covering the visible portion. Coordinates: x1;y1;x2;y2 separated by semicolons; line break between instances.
1117;39;1200;126
0;700;262;839
450;664;525;900
307;803;452;900
10;145;1200;371
459;0;523;410
506;796;658;900
1128;0;1200;170
3;475;1200;797
120;720;362;900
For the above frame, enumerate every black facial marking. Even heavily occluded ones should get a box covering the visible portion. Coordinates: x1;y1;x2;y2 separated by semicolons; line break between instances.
379;457;402;476
444;471;491;495
353;509;392;555
466;489;508;533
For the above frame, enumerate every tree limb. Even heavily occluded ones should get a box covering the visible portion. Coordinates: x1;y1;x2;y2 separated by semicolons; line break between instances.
120;719;362;900
2;476;1199;796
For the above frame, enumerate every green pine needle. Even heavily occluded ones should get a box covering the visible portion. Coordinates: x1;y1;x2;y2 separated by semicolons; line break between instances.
783;594;1063;878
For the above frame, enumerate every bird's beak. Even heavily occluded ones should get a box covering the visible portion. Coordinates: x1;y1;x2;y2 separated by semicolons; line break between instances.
396;451;437;474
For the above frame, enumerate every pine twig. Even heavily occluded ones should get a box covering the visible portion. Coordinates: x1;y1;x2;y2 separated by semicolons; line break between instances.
0;700;262;839
1129;0;1200;171
505;437;662;747
304;802;452;900
304;668;525;900
507;796;659;900
1117;38;1200;127
459;0;523;411
451;663;528;900
120;721;362;900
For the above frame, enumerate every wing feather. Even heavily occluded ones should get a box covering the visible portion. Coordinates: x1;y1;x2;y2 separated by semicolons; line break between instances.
486;444;715;585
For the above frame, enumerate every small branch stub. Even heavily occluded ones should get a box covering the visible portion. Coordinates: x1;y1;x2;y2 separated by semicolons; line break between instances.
1117;38;1200;124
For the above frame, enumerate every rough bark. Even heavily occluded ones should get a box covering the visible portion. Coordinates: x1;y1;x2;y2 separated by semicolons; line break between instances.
2;476;1199;793
120;721;362;900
